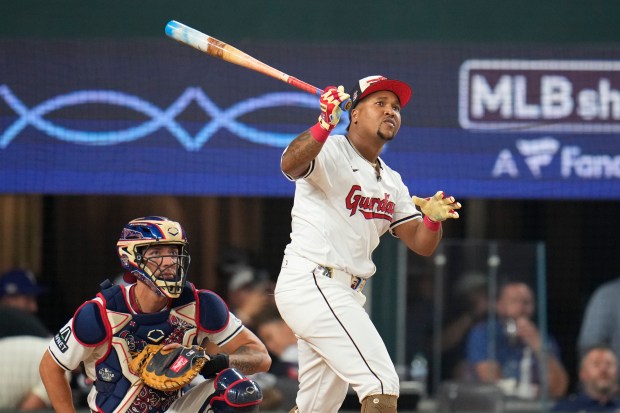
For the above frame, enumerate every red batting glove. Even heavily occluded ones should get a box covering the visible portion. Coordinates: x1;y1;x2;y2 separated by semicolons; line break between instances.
310;85;350;143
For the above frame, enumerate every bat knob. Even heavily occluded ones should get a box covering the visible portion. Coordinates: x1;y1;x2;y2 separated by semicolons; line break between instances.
342;99;352;111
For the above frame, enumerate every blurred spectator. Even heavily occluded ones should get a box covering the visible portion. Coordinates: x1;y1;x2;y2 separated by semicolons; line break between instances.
552;345;620;412
407;271;490;387
0;336;53;410
216;249;285;409
0;268;49;338
257;313;299;378
0;268;46;314
578;278;620;378
226;265;275;331
256;313;299;409
466;281;568;399
441;271;490;380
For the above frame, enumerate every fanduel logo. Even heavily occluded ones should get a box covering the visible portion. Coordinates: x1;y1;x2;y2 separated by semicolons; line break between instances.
459;60;620;132
493;138;620;178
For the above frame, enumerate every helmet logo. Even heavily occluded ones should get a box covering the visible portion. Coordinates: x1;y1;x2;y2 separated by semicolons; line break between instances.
167;226;179;236
363;76;386;88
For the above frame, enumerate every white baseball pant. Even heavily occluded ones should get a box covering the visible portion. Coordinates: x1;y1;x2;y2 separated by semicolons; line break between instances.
275;255;399;413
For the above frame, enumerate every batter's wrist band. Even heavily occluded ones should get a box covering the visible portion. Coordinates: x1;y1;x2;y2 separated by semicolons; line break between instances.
310;122;330;143
423;215;441;231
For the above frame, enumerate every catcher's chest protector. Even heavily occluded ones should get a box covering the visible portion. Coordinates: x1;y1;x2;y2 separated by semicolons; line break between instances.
89;284;199;413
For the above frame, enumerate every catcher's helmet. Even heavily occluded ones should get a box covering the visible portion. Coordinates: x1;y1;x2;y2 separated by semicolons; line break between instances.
117;216;190;298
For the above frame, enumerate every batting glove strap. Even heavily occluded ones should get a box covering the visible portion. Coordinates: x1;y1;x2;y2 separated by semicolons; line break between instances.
200;353;230;379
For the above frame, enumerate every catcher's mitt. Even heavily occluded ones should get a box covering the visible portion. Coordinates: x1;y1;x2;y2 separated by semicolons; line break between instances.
129;344;209;391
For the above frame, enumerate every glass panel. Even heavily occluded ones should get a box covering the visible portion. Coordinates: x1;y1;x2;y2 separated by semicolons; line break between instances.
405;239;551;410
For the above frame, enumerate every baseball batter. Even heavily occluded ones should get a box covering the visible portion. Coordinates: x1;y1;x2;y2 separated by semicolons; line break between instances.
275;76;461;413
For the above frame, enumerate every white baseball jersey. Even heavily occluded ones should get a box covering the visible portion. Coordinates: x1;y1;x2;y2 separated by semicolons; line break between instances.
276;134;421;412
283;134;421;277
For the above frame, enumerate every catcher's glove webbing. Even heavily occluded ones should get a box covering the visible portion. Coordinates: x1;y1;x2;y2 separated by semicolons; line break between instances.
129;344;210;391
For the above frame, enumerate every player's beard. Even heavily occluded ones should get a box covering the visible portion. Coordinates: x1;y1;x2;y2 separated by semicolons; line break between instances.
376;120;398;142
377;127;396;142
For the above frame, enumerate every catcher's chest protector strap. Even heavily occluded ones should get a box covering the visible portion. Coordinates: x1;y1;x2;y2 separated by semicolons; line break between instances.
361;394;397;413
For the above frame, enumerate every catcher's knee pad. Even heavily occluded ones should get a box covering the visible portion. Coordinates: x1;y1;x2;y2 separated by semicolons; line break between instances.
208;368;263;412
361;394;398;413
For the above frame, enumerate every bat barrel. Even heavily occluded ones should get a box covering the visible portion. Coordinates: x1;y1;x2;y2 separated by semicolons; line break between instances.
165;20;352;111
165;20;209;53
164;20;177;37
165;20;188;40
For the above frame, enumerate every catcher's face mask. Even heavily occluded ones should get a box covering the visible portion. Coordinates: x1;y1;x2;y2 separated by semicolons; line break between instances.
139;243;189;297
117;216;191;298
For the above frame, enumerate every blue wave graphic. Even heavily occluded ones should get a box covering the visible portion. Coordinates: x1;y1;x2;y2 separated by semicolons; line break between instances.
0;85;349;150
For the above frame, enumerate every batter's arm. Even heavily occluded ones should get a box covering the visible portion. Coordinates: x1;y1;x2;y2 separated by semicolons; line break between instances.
281;129;324;179
393;218;442;256
281;86;349;179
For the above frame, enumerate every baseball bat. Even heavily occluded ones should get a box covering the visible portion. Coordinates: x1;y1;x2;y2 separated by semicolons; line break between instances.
165;20;352;110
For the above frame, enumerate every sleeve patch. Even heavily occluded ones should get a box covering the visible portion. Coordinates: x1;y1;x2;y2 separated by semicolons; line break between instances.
73;302;107;345
197;291;230;332
53;325;72;353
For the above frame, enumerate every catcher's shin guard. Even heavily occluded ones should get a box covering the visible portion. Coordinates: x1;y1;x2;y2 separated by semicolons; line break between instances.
207;368;262;412
361;394;398;413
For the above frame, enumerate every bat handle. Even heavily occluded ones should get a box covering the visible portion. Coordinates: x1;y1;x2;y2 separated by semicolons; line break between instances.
288;77;351;111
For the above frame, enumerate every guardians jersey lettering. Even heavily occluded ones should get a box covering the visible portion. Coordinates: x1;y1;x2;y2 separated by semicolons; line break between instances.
345;185;395;221
283;135;420;276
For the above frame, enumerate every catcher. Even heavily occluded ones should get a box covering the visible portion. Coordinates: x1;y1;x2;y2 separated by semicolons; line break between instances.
39;216;271;413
